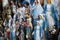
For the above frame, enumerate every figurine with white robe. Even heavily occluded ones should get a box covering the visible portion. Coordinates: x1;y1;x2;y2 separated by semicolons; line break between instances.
33;14;46;40
32;0;43;19
43;0;58;31
7;15;12;28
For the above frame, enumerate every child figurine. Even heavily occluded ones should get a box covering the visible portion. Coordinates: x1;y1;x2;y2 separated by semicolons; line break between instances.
10;1;16;18
11;13;16;40
44;0;58;31
33;21;41;40
17;12;23;24
26;19;32;40
11;2;16;15
25;13;33;40
7;15;12;28
17;2;25;17
15;21;20;40
20;19;25;40
10;8;17;40
33;14;46;40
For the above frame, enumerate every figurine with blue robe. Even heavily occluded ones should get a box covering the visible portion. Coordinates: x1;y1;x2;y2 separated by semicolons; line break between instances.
32;3;43;19
43;0;58;31
10;29;16;40
34;21;41;40
31;0;43;27
10;18;16;40
33;21;43;40
33;14;46;40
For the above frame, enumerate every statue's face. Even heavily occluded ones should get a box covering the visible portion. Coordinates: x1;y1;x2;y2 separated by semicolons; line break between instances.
35;0;37;2
18;13;21;16
39;15;43;19
11;1;14;4
34;0;38;4
47;0;51;3
18;3;21;7
24;4;27;8
15;24;19;30
40;0;44;4
7;15;11;19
